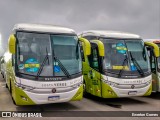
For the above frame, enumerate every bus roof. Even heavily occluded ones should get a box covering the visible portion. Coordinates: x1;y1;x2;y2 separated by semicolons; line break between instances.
81;30;141;39
13;23;76;34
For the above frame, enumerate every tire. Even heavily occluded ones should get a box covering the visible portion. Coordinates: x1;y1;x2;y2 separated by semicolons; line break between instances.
2;74;4;78
10;81;16;105
4;73;6;81
1;72;4;78
5;83;8;88
9;82;12;93
4;74;7;88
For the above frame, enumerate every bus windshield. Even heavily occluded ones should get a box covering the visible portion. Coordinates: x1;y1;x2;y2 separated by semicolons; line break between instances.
16;32;82;79
102;38;150;77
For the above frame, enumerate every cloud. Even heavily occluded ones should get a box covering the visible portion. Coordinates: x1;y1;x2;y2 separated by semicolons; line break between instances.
0;0;159;55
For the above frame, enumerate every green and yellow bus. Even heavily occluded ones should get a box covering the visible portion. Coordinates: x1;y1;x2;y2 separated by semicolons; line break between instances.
145;39;160;92
79;30;158;98
4;23;90;105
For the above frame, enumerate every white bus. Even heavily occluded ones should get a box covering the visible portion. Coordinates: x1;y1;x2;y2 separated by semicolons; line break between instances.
145;39;160;92
79;30;158;98
4;23;90;105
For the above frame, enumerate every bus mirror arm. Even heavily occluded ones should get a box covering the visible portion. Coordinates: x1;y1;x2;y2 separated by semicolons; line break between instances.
78;37;91;56
9;34;16;54
144;42;159;57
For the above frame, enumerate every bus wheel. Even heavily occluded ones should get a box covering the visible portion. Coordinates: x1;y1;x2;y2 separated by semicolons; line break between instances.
4;75;8;88
5;83;8;88
1;73;4;78
4;74;6;82
9;82;12;93
10;82;16;105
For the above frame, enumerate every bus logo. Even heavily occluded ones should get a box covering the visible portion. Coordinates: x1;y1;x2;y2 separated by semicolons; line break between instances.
52;88;56;93
131;85;135;89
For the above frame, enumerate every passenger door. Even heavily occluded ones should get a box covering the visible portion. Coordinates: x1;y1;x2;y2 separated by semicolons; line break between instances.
145;45;158;92
87;43;102;97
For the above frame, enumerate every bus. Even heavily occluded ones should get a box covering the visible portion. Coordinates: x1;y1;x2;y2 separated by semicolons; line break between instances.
145;39;160;92
79;30;158;98
4;23;90;105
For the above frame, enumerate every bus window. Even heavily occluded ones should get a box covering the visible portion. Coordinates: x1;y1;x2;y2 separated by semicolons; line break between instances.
88;44;99;71
146;46;156;73
51;35;82;76
92;48;99;69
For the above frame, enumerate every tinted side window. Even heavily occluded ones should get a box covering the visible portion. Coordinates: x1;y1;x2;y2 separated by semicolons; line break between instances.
88;43;99;71
146;46;156;72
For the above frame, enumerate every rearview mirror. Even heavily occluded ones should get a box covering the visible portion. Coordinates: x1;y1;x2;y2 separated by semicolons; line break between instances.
9;34;16;54
145;42;159;57
78;37;91;56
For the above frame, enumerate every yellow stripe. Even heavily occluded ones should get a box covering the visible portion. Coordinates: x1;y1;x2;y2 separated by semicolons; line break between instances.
112;66;129;70
116;47;127;50
24;64;40;68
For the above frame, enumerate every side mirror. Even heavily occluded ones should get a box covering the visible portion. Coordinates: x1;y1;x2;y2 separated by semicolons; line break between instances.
78;37;91;56
9;34;16;54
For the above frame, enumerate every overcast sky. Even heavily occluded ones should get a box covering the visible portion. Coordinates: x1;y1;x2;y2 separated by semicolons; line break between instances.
0;0;159;55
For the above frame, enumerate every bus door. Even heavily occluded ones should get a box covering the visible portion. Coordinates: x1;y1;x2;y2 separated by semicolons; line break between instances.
145;42;160;92
87;41;104;97
78;38;91;94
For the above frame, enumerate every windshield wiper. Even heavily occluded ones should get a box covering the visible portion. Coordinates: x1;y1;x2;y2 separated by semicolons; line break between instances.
118;55;128;78
129;51;144;77
53;56;70;78
36;47;50;79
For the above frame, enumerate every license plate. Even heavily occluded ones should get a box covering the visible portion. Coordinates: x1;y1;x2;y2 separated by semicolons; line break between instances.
128;91;137;95
48;96;60;101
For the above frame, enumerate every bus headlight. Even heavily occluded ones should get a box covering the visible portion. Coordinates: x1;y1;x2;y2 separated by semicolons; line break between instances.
72;81;83;88
15;82;35;91
145;80;151;86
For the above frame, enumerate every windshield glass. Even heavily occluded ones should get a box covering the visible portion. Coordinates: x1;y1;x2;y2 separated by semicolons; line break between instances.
101;38;150;76
16;32;81;78
51;35;82;76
